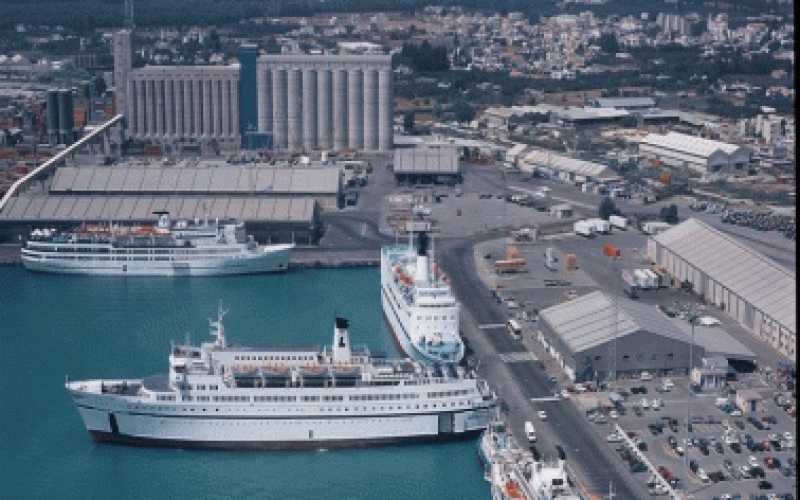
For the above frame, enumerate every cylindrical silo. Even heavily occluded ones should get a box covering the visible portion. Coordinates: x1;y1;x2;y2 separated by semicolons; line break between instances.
287;68;303;152
58;88;74;144
137;79;146;137
258;69;272;133
155;78;164;136
378;68;394;152
46;89;59;144
302;68;317;151
272;68;288;150
316;69;332;151
347;69;363;150
363;69;380;151
332;69;348;151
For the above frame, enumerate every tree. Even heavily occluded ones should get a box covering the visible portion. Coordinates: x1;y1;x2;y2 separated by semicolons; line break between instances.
403;112;415;133
599;197;619;220
452;99;475;123
660;204;679;224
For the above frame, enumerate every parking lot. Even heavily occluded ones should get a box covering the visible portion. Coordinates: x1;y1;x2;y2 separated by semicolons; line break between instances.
570;372;797;500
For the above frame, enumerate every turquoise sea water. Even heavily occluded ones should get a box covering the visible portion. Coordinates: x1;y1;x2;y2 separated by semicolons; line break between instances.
0;266;489;499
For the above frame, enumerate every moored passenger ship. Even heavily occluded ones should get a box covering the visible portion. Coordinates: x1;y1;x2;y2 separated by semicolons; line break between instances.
65;305;496;450
21;212;292;276
381;209;465;364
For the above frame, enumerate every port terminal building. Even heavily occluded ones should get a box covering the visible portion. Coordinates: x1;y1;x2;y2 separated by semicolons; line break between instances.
647;218;796;359
536;290;754;382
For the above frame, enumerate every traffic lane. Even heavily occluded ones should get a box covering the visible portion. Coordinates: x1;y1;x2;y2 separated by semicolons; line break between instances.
441;238;650;499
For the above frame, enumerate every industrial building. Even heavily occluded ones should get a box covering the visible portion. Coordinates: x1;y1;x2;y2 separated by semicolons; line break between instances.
0;194;321;244
255;54;393;153
638;131;751;176
114;30;241;152
0;157;342;243
537;291;704;382
46;162;342;209
518;148;618;184
647;218;796;359
392;146;460;184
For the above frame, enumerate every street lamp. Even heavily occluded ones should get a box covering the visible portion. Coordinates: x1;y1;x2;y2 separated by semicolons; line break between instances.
684;310;699;491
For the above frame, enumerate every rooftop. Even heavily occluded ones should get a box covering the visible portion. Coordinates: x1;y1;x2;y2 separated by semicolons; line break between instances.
654;218;795;334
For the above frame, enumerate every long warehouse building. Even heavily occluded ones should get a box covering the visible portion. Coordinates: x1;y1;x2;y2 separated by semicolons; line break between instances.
256;54;393;153
647;218;796;359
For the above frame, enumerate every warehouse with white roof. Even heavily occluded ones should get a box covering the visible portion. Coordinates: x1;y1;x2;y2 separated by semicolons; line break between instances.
647;218;796;359
518;148;618;183
639;131;751;176
537;290;705;382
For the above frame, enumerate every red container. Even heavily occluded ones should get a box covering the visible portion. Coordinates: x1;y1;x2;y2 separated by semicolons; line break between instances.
603;244;620;258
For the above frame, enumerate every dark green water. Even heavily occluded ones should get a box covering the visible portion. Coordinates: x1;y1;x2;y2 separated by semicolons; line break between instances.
0;266;489;499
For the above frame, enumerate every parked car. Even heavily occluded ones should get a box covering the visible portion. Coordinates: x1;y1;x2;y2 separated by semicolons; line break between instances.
757;480;772;490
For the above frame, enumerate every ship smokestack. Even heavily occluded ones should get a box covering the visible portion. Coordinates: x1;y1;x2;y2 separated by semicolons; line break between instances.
414;232;430;283
332;317;351;364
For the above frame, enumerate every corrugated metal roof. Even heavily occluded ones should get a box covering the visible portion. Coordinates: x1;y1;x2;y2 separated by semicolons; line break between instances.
654;218;796;334
2;195;318;223
45;166;340;195
540;291;692;353
641;131;745;158
393;147;460;174
520;149;616;179
87;169;110;192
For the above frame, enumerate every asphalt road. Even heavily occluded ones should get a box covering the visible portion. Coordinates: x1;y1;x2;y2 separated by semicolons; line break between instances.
437;233;652;500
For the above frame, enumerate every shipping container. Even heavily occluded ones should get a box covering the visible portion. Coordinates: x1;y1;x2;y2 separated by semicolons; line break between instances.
603;244;621;258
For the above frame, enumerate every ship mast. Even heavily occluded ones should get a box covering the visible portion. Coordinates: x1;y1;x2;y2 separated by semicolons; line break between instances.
208;300;228;348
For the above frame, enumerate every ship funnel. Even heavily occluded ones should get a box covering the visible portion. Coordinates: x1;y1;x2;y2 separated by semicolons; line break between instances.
417;231;429;256
332;317;351;364
414;233;430;284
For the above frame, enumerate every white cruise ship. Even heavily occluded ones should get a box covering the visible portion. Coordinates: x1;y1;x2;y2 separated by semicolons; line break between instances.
479;419;582;500
381;209;464;364
22;212;292;276
65;304;496;450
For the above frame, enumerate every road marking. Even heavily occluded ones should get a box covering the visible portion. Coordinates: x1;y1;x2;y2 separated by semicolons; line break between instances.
530;397;561;402
478;323;506;329
499;352;538;363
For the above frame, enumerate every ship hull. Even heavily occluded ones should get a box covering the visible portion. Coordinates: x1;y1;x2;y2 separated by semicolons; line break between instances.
87;429;483;451
21;245;292;277
72;397;493;451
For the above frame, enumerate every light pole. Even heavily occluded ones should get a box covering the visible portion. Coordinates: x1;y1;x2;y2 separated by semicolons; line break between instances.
685;311;698;491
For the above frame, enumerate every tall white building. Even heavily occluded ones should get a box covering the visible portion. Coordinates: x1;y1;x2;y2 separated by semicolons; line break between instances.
256;54;393;153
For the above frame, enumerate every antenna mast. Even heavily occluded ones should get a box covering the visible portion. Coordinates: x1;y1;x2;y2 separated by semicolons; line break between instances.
124;0;134;28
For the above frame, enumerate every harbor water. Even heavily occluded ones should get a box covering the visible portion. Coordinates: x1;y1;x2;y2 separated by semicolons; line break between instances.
0;266;489;499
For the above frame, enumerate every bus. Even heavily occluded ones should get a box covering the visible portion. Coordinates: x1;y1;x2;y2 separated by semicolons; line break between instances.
507;319;523;340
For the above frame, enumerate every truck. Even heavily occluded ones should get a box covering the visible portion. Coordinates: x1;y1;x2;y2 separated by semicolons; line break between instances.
586;218;611;234
634;269;659;289
525;421;537;442
573;220;596;237
609;215;628;230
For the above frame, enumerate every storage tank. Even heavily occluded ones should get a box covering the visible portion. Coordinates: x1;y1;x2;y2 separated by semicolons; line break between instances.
46;89;59;142
58;88;74;144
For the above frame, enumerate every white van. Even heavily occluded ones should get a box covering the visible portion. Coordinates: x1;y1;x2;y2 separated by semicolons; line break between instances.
525;421;537;442
507;319;523;340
